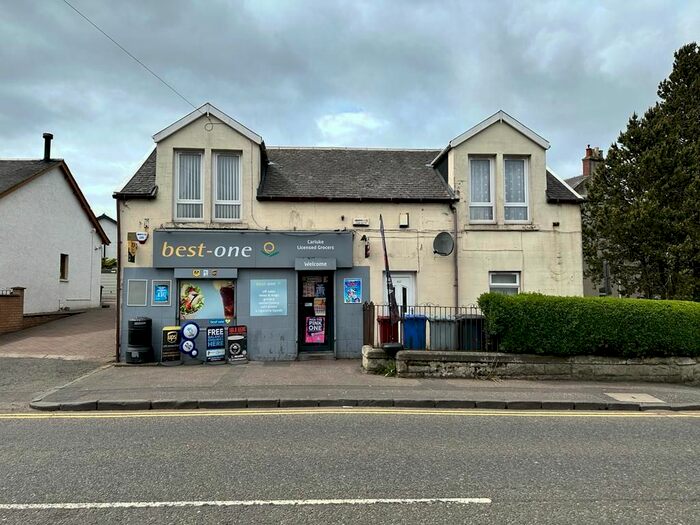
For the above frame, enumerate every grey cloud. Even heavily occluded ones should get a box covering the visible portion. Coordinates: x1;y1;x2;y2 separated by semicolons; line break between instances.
0;0;697;216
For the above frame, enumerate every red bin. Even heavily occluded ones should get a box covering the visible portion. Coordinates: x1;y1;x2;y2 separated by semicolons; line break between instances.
377;315;399;344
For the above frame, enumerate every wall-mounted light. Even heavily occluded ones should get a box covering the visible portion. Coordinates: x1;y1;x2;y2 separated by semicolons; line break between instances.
399;212;409;228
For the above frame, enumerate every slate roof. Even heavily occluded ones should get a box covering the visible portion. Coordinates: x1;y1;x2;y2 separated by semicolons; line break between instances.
113;149;157;198
97;213;117;224
116;148;582;205
564;175;588;196
0;159;62;196
546;171;583;203
258;148;455;202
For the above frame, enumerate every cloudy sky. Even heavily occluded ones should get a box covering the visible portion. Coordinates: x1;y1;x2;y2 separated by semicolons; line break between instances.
1;0;698;216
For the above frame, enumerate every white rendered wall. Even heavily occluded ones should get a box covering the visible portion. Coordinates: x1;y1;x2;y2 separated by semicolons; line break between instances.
0;167;102;313
98;218;117;259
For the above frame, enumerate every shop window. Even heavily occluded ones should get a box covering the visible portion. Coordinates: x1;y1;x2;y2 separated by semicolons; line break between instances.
489;272;520;295
126;279;148;306
469;157;494;222
213;153;241;221
175;151;203;220
504;157;529;222
59;253;69;280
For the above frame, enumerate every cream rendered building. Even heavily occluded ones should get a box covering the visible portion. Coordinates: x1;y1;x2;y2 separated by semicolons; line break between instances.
114;104;582;361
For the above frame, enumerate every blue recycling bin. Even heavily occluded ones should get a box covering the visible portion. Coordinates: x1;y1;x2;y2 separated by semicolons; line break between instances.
403;314;428;349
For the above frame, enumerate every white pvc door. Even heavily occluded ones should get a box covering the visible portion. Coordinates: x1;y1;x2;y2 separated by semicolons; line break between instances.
384;272;415;308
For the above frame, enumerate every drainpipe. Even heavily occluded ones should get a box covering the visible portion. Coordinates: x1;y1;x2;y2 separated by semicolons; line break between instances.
450;203;459;307
115;199;121;363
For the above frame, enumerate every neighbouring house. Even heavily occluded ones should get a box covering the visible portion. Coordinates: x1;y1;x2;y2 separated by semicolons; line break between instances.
565;145;617;297
114;103;583;361
97;214;117;259
0;133;109;316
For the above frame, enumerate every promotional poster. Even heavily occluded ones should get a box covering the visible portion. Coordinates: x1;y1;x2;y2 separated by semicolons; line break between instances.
179;280;235;320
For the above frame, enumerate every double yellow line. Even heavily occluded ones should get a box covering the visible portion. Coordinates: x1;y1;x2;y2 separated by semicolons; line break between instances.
0;408;698;420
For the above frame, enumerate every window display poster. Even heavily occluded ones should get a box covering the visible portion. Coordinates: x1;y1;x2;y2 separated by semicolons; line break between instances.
313;297;326;316
305;316;325;343
153;283;170;304
343;278;362;303
250;279;287;316
179;280;235;320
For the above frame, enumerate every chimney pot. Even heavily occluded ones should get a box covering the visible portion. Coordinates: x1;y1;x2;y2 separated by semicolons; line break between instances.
42;133;53;161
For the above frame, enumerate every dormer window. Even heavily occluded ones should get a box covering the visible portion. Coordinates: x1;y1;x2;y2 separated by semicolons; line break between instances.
469;157;495;222
504;157;529;222
213;152;242;221
174;151;203;220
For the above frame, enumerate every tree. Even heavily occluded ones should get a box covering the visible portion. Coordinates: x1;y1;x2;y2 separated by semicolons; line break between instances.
583;43;700;301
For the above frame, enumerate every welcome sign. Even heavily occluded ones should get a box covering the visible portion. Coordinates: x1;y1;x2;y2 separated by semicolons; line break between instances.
153;230;353;269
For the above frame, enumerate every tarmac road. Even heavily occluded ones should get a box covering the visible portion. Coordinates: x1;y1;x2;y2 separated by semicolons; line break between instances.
0;408;698;524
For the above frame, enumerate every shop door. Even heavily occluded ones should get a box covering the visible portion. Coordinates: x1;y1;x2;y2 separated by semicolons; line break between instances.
298;272;333;353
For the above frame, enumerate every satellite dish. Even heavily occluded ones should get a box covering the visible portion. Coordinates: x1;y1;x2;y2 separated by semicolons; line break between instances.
433;232;454;256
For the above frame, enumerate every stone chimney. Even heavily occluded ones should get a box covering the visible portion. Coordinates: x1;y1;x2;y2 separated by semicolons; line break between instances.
582;145;604;177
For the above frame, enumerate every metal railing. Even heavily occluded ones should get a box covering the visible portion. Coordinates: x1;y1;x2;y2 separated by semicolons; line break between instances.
362;302;488;351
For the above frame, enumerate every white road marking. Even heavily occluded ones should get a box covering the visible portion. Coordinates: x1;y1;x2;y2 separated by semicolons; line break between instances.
0;497;491;510
604;393;665;403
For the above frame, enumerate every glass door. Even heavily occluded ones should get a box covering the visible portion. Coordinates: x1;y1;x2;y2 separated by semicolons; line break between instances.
298;272;333;353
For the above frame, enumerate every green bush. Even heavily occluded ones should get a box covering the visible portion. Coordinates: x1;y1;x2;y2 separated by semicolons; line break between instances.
477;293;700;358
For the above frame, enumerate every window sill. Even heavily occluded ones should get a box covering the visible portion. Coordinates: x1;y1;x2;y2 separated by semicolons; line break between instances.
59;279;69;283
465;223;539;232
165;222;250;229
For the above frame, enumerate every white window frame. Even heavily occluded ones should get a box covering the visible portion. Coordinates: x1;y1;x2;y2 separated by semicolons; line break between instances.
468;156;495;224
489;272;521;295
174;150;204;222
126;279;148;307
503;156;530;224
212;152;242;222
151;280;172;307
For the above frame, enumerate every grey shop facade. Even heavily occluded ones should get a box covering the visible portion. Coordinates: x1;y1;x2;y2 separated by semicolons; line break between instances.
120;230;368;362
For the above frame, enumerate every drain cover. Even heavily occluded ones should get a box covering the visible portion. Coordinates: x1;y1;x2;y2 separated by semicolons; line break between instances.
605;393;665;403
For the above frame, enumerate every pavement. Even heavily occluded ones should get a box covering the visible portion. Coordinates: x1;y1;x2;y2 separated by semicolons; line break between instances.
0;306;115;362
30;359;700;412
0;307;115;411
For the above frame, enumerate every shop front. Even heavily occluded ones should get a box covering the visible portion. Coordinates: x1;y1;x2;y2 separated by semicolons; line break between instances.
120;230;368;362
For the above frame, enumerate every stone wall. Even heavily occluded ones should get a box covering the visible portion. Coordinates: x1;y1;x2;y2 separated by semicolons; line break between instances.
362;346;699;384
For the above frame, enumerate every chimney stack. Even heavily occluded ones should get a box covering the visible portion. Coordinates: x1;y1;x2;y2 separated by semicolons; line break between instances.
582;144;603;178
43;133;53;161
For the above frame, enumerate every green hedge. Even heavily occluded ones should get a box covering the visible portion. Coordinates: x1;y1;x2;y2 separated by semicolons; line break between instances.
477;293;700;358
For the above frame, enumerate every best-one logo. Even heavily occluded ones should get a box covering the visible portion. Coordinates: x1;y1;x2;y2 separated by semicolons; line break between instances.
161;241;253;258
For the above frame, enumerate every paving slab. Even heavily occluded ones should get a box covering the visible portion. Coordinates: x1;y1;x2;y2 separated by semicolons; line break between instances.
30;359;700;411
0;307;115;362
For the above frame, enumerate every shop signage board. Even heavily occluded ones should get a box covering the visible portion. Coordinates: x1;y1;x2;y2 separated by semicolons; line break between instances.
250;279;287;316
160;326;182;365
294;258;336;270
227;325;248;364
154;231;353;269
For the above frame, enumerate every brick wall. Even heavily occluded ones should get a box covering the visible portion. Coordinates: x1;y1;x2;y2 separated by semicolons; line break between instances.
0;287;25;334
